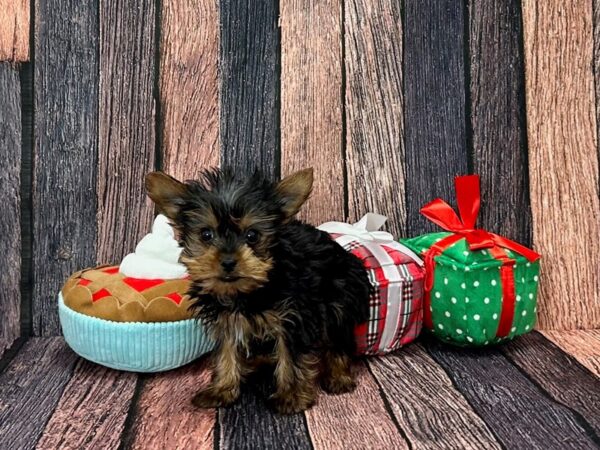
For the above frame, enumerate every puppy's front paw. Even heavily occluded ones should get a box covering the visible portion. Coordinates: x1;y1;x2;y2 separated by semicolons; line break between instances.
191;386;239;409
269;391;316;415
321;374;356;395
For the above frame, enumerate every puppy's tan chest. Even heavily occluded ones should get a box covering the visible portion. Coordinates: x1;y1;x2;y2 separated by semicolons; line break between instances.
216;311;284;355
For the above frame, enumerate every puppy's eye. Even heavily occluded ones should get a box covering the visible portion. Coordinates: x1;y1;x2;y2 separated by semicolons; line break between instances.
200;228;214;242
245;229;259;245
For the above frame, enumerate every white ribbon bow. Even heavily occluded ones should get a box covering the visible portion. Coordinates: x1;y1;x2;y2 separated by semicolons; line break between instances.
318;213;424;266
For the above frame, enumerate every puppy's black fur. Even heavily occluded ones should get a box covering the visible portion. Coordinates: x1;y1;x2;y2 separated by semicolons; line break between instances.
146;168;371;414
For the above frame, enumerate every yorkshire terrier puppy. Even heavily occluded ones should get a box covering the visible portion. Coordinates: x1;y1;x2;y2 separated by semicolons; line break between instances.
145;168;371;414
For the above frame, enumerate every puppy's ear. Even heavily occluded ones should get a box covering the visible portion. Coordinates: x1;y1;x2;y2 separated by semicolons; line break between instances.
276;168;313;220
145;172;189;220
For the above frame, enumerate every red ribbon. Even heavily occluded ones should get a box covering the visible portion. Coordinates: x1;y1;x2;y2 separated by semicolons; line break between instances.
421;175;540;338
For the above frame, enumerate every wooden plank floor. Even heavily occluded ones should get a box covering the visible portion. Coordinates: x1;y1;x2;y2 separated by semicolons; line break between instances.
0;331;598;450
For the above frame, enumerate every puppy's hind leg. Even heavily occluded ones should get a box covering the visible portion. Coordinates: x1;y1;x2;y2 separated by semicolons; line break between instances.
320;350;356;394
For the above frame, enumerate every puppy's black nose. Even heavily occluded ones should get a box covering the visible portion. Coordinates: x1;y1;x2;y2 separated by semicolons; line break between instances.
221;258;237;273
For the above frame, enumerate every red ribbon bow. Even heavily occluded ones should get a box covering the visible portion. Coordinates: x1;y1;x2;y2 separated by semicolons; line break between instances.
420;175;540;338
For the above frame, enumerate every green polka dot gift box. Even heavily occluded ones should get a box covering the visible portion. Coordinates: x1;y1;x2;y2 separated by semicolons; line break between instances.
400;175;541;347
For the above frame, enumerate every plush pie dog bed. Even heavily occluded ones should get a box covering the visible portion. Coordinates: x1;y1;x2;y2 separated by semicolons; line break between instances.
59;215;213;372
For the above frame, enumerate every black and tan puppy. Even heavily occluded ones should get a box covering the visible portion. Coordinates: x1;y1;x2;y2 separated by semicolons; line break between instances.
146;168;371;414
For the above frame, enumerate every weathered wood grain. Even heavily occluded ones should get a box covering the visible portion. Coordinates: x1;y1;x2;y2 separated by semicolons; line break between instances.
542;330;600;378
594;0;600;196
305;361;407;450
35;359;137;450
522;1;600;329
160;0;219;180
403;0;469;234
33;0;99;335
345;0;406;237
0;338;78;448
425;338;599;448
469;0;531;245
220;0;280;178
128;356;215;450
219;377;312;450
280;0;344;224
502;332;600;435
0;64;21;353
97;0;156;264
0;0;29;62
368;345;501;450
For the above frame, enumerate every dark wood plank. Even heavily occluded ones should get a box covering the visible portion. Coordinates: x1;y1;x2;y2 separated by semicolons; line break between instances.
220;0;280;178
403;0;469;234
502;332;600;434
219;378;312;450
97;0;156;264
0;338;78;448
160;0;219;180
33;0;99;335
424;337;599;448
35;359;137;450
368;344;501;449
522;0;600;329
469;0;531;244
305;361;407;450
0;63;21;354
128;357;215;450
0;0;29;62
280;0;344;224
345;0;406;237
542;330;600;377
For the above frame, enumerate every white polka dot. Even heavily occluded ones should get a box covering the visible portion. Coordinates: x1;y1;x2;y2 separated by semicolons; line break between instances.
484;267;488;271
493;313;498;320
444;278;448;285
534;307;538;313
484;297;490;304
484;340;489;345
430;306;433;311
467;336;473;343
483;329;487;335
526;262;531;267
463;251;469;257
461;283;466;289
445;311;451;318
522;310;527;316
525;325;530;330
465;266;470;272
435;238;443;243
473;314;480;321
465;297;470;303
463;315;467;321
452;264;457;271
421;248;428;253
482;250;488;255
521;277;525;283
451;297;457;304
534;275;539;282
491;279;497;286
516;295;521;302
473;281;480;287
435;291;441;298
511;327;516;333
473;261;478;265
438;323;444;330
456;329;463;334
529;293;534;300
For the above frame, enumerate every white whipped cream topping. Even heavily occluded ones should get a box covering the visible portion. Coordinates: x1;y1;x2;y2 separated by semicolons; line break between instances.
119;214;188;279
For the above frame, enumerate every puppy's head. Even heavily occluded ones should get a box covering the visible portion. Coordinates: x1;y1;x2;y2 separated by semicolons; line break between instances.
145;167;313;300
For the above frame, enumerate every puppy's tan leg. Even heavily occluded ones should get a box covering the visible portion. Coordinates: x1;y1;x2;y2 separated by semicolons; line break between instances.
270;338;319;414
192;335;243;408
320;351;356;394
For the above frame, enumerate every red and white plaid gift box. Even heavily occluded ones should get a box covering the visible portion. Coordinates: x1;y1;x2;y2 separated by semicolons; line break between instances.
319;214;425;355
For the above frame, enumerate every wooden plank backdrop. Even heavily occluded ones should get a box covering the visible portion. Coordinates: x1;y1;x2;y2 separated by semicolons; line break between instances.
0;0;599;344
